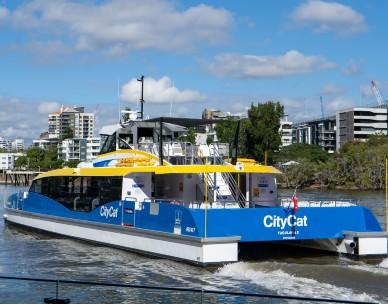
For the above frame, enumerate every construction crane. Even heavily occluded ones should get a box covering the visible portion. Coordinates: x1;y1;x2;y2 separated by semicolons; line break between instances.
371;80;388;107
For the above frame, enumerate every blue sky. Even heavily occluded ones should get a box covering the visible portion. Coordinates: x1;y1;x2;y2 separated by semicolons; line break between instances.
0;0;387;141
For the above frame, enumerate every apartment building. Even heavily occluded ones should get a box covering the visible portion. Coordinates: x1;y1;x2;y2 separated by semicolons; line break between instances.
11;138;24;151
49;106;94;139
0;152;23;170
58;138;100;162
336;107;388;151
279;116;293;148
0;137;24;152
0;137;11;151
292;116;336;153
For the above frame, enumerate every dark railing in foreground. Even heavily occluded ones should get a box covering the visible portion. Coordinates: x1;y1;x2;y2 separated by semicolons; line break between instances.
0;275;378;304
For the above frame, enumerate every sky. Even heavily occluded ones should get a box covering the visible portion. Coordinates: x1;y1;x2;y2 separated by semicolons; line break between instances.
0;0;387;142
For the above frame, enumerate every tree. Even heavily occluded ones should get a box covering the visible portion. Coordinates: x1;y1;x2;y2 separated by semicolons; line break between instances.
274;143;329;164
61;127;74;140
40;145;63;169
14;146;64;170
64;160;80;168
214;118;247;157
26;147;46;168
178;127;197;144
14;156;28;168
245;102;284;163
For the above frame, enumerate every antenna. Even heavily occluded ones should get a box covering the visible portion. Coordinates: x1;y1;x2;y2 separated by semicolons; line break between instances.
137;75;145;120
169;80;174;117
320;96;324;118
117;79;121;123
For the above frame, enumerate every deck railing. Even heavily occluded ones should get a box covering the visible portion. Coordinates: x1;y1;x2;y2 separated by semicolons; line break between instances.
280;198;359;208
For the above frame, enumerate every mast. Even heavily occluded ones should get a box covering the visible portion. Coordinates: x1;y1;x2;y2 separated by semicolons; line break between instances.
231;120;241;165
159;117;164;166
137;75;145;120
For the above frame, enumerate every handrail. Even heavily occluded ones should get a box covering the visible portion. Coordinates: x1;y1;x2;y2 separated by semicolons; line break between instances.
212;148;246;207
0;275;377;304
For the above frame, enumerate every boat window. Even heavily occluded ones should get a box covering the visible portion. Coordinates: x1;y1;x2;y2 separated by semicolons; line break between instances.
118;133;133;149
99;133;117;154
30;176;123;213
137;127;154;143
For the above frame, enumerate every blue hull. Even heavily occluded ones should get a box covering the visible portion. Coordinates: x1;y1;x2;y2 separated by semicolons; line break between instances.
7;192;382;243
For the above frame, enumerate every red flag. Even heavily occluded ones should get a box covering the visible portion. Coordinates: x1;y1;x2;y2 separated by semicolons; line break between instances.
292;194;299;213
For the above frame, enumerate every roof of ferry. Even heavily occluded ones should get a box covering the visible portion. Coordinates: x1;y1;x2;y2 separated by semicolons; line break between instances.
34;164;281;180
145;117;220;128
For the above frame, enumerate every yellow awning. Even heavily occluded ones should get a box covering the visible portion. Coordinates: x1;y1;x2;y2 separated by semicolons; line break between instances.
34;164;281;180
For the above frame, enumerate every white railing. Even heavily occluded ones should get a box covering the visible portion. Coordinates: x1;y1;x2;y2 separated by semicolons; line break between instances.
280;198;358;208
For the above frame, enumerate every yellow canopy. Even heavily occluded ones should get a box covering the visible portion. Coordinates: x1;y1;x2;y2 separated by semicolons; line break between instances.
34;164;281;180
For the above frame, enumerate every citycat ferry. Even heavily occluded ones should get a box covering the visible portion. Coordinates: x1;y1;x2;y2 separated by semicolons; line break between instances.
3;114;388;265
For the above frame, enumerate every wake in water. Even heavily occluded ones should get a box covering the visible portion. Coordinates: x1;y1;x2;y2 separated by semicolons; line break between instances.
216;262;377;303
379;258;388;268
345;257;388;276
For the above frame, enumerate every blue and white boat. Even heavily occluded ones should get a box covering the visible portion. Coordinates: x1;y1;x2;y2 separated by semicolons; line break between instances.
4;115;388;265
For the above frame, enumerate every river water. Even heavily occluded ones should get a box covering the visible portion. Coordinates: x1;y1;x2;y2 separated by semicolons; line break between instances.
0;185;388;303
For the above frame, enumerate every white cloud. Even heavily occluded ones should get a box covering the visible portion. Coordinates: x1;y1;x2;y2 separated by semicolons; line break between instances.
1;0;233;54
280;97;305;109
230;102;249;113
360;84;374;99
342;60;361;75
120;76;205;104
327;97;353;112
38;101;60;114
0;6;8;20
292;0;367;35
0;97;50;141
208;50;335;78
321;84;345;95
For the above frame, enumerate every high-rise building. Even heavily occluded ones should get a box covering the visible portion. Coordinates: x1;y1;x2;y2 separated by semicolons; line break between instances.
0;137;11;151
292;116;336;153
11;138;24;151
336;106;388;151
48;106;94;139
58;138;100;162
279;115;293;148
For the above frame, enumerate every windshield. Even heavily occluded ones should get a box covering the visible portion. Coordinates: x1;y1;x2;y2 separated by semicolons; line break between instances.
99;133;116;154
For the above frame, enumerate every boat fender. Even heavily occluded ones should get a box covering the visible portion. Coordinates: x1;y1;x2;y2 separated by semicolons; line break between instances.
344;239;356;249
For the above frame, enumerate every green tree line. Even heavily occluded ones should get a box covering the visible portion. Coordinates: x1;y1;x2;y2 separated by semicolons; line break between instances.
15;146;79;170
277;136;388;190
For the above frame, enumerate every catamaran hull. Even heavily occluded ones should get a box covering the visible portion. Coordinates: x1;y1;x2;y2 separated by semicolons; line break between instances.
3;209;239;266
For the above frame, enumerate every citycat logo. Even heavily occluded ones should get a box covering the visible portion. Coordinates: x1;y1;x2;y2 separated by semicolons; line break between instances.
100;206;119;219
263;215;307;230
